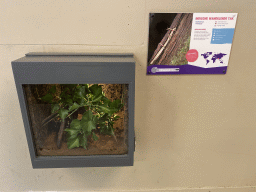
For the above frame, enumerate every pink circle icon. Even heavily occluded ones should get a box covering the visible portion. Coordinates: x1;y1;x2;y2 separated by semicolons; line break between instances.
186;49;199;62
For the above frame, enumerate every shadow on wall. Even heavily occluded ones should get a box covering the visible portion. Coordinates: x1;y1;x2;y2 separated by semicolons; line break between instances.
64;166;122;189
133;75;178;162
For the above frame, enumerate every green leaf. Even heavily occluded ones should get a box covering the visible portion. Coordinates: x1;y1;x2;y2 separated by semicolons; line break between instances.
109;124;115;135
41;93;53;103
90;85;103;103
75;85;87;99
98;121;106;127
89;84;102;96
64;84;77;90
60;87;69;98
110;99;124;112
101;96;111;105
51;104;60;113
109;121;114;126
69;102;80;111
48;85;56;94
58;108;69;120
92;132;99;141
64;128;80;136
70;119;81;130
92;94;102;103
66;133;78;140
98;113;108;125
67;137;80;149
81;120;96;133
82;110;94;121
98;115;107;126
92;115;98;124
83;84;90;93
101;113;108;119
79;134;87;149
87;121;96;131
113;115;120;121
98;105;116;115
100;125;114;135
110;99;121;108
65;98;73;105
76;98;86;106
81;111;96;133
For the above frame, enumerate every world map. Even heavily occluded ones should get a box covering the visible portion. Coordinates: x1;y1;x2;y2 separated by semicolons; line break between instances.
201;52;227;65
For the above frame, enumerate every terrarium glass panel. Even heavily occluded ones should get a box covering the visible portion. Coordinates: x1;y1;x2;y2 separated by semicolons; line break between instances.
22;83;129;156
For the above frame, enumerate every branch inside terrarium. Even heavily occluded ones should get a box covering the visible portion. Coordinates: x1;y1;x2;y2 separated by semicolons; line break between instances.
57;119;66;148
41;112;59;127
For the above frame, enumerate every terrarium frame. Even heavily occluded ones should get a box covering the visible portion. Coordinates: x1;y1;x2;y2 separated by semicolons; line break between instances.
11;52;135;168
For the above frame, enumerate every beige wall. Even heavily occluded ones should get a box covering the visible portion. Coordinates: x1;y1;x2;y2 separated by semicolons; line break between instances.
0;0;256;191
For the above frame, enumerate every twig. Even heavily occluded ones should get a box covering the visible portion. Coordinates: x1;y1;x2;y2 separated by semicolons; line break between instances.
42;115;59;127
150;28;176;65
35;86;40;100
42;112;58;126
42;106;79;127
121;84;126;105
57;119;66;149
112;133;117;142
66;108;80;119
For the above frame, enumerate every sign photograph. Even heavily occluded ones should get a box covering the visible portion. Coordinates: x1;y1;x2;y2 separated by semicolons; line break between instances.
147;13;238;75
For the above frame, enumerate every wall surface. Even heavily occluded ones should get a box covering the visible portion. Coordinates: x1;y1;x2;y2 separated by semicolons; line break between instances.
0;0;256;191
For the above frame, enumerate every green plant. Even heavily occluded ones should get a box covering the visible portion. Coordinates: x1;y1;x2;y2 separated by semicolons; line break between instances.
171;36;190;65
40;84;123;149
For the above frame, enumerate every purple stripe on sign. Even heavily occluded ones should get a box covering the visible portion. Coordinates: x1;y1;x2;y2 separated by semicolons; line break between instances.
147;65;227;75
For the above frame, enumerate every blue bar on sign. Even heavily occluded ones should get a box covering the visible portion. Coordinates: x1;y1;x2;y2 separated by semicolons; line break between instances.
211;28;235;44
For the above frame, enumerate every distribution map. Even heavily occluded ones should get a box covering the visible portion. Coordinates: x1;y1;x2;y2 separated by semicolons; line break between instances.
201;52;227;65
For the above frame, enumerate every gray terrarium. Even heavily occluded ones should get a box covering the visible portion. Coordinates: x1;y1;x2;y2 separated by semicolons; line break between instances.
11;53;135;168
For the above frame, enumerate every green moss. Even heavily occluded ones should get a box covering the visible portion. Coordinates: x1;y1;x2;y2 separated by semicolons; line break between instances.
171;36;190;66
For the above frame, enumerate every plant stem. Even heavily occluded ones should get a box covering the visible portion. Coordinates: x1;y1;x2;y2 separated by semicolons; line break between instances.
112;133;117;142
35;86;40;99
42;114;60;127
66;107;79;119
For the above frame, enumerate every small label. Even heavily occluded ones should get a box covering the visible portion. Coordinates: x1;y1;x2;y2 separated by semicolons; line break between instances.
186;49;199;62
151;67;179;73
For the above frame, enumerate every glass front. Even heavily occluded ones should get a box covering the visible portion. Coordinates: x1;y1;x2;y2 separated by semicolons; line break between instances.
22;84;129;156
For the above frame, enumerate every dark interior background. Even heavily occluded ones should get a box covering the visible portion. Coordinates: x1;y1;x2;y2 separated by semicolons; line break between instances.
147;13;177;63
